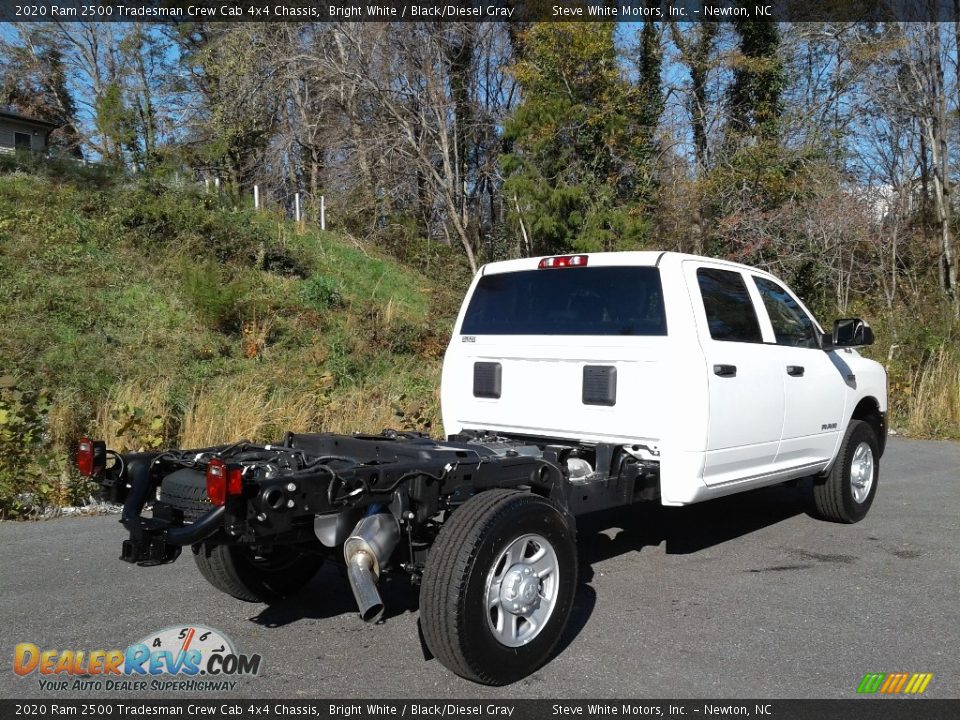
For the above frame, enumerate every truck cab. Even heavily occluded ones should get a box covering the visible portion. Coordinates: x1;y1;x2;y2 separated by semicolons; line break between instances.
441;251;887;508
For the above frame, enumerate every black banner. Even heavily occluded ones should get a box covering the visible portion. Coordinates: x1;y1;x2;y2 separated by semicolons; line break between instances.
3;0;960;24
1;700;959;720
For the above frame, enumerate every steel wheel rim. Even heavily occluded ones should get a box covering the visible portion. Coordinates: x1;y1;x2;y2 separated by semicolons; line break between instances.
483;533;560;648
850;441;874;504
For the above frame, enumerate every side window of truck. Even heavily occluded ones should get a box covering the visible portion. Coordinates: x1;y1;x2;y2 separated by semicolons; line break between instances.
696;268;762;343
753;277;820;349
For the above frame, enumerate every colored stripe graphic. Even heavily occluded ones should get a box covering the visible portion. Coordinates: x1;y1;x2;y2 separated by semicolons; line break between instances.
858;672;933;694
913;674;933;694
879;674;899;693
857;673;886;693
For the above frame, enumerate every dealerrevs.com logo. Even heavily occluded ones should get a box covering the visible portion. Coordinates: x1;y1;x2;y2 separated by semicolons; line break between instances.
14;625;262;692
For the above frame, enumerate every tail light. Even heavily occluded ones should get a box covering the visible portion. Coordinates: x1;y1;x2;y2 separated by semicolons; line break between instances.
206;458;243;506
538;254;589;269
75;437;106;477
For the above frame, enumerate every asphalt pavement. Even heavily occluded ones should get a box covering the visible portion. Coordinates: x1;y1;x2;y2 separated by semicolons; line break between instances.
1;437;958;699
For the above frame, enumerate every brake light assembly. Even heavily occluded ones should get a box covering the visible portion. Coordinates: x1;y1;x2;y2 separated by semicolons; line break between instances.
538;254;589;269
75;437;107;477
206;457;244;506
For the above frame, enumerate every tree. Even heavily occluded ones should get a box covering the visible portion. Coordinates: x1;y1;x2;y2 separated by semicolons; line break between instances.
632;19;665;206
118;23;176;170
669;16;724;254
0;24;82;155
899;24;958;314
48;22;131;163
171;23;281;186
314;22;519;272
502;22;655;255
726;19;786;144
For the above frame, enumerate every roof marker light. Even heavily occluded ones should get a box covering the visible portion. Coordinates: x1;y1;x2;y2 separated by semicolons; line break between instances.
538;255;589;269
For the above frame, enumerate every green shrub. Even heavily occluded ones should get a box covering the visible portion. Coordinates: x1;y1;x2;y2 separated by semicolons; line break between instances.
117;184;270;265
0;377;51;514
182;262;249;332
0;378;95;516
0;152;117;189
300;274;343;310
108;403;168;452
261;246;312;278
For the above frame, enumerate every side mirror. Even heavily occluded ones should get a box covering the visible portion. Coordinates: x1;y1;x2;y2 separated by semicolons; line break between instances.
832;318;875;348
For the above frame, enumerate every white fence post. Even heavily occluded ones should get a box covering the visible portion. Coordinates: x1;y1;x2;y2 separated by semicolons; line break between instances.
214;177;220;191
320;195;326;231
294;192;301;223
254;184;260;211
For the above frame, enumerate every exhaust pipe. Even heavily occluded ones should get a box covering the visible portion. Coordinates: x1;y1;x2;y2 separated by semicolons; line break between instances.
346;553;385;623
343;513;400;623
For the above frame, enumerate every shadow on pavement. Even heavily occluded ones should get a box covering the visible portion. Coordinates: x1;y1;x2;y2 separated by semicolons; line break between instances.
249;563;419;628
250;482;811;658
552;481;810;657
576;480;811;562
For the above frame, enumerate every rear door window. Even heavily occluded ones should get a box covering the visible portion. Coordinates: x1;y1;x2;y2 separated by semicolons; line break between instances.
696;268;762;343
460;267;667;336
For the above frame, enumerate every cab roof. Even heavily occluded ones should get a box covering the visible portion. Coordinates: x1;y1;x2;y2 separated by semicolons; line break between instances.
480;251;762;276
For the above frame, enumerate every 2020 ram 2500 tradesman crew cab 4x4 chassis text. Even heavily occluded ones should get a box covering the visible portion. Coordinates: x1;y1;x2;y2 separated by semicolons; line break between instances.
80;251;887;685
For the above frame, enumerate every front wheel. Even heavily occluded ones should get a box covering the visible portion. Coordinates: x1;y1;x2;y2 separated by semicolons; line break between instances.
192;543;324;603
811;419;879;523
419;489;577;685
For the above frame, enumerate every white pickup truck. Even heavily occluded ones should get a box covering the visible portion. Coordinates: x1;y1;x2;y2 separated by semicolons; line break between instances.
443;250;886;517
88;250;886;686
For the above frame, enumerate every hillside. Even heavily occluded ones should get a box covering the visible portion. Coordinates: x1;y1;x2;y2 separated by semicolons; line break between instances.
2;163;958;517
0;164;467;516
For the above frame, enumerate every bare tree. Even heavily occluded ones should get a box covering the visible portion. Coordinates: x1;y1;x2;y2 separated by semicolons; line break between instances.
899;24;959;315
669;18;725;254
320;24;496;272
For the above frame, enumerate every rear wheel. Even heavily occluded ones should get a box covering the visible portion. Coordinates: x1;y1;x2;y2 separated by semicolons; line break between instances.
192;543;324;603
811;419;879;523
419;489;577;685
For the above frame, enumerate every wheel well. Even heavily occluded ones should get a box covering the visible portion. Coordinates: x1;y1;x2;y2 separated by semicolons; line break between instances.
851;397;886;457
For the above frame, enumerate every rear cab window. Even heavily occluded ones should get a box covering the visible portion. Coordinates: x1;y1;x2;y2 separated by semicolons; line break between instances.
460;266;667;336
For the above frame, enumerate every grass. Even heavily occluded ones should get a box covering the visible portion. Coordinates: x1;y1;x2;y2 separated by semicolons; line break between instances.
902;348;960;439
860;300;960;440
0;166;461;516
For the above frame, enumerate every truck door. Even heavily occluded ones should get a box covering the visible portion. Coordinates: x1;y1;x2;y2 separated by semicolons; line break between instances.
685;263;785;486
750;275;845;468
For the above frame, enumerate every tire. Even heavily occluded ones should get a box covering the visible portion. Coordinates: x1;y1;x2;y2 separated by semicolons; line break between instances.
811;419;879;524
159;469;214;522
192;543;324;603
419;489;577;685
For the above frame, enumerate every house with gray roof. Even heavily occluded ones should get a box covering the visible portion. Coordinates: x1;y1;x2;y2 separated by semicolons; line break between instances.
0;106;58;154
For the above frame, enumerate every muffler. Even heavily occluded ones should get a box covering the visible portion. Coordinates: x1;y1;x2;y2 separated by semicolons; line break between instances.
343;513;400;623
